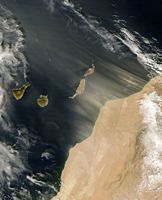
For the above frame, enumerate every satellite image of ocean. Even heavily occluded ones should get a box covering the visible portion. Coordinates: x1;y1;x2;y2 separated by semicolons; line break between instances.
0;0;162;199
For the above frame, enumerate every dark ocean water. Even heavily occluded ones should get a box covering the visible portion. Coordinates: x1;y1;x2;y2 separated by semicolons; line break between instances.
0;0;161;199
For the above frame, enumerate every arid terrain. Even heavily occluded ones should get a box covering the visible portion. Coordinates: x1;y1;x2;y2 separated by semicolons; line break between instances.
53;75;162;200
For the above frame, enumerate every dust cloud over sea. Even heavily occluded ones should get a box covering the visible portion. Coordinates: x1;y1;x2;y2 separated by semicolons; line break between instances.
0;0;162;199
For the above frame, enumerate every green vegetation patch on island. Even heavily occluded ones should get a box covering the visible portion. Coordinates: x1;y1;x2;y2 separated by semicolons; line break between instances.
37;95;48;107
12;82;31;100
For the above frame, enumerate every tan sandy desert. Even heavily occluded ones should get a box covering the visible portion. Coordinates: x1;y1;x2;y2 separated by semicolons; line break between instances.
52;75;162;200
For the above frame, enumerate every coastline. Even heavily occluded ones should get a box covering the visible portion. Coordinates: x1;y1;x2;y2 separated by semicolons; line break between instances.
52;75;162;200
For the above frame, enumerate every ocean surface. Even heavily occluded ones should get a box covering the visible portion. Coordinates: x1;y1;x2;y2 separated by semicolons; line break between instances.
0;0;161;199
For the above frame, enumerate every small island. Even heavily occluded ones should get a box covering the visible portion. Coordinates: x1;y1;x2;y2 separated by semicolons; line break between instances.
37;95;48;107
12;82;30;100
84;63;95;77
69;79;86;99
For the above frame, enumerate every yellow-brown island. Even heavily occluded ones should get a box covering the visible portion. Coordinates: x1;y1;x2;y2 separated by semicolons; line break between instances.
12;82;30;100
52;75;162;200
84;63;95;77
69;79;86;99
37;95;48;107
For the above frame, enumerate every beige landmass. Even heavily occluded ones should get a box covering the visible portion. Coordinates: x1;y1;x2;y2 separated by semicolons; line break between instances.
69;64;95;100
69;79;86;99
37;95;48;107
84;64;95;77
52;75;162;200
12;82;30;100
